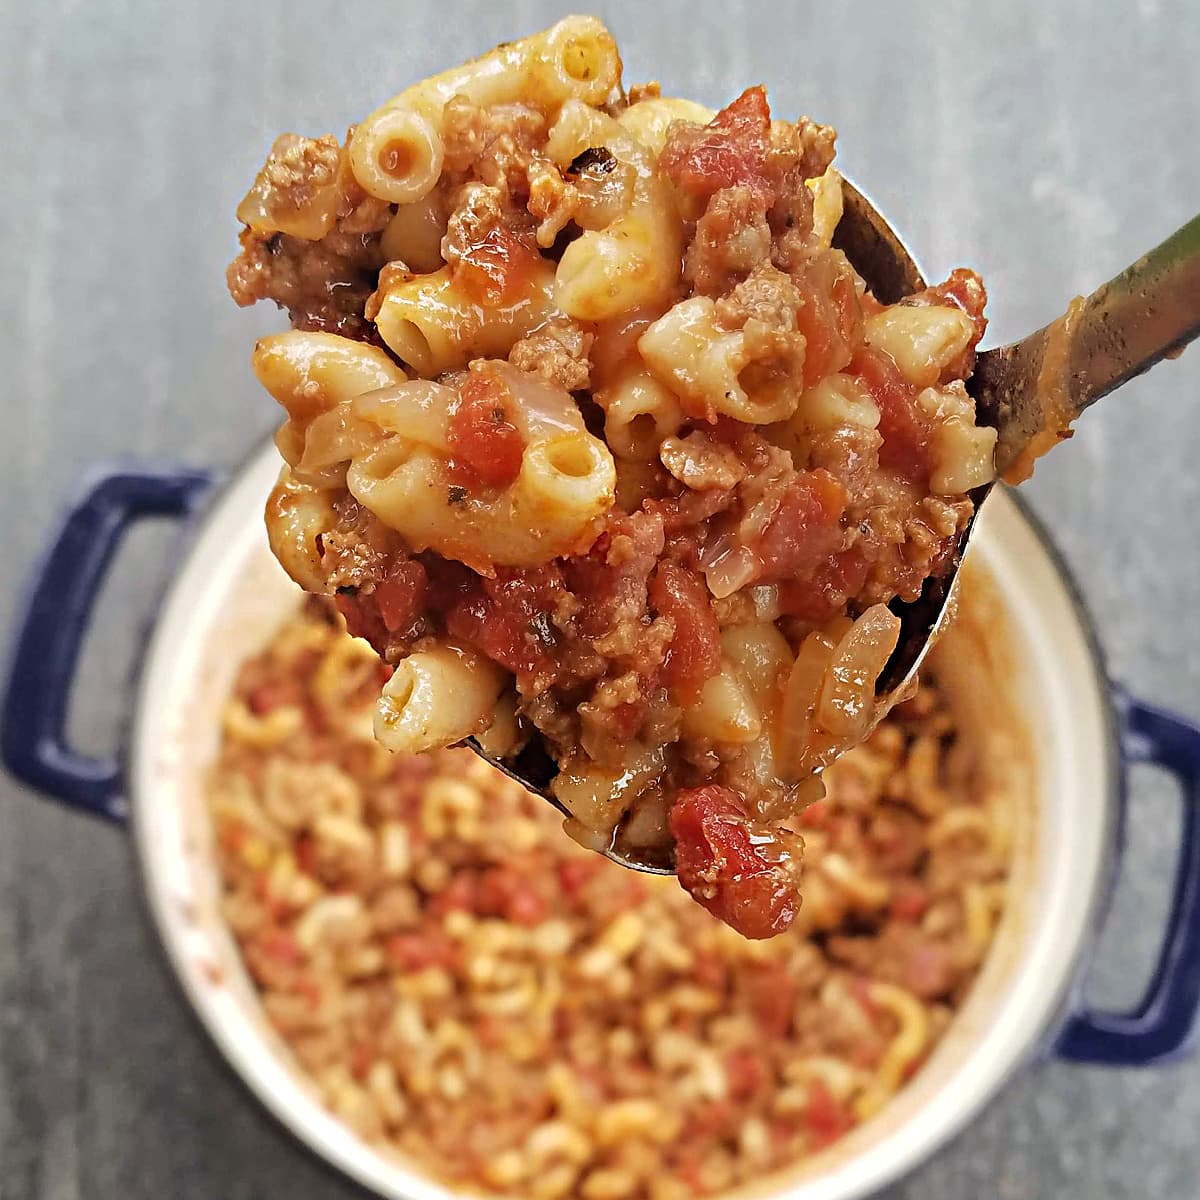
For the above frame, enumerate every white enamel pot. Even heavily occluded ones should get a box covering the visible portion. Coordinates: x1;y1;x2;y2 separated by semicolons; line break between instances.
5;444;1200;1200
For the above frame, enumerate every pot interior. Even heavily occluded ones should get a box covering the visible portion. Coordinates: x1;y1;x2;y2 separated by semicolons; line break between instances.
130;445;1114;1200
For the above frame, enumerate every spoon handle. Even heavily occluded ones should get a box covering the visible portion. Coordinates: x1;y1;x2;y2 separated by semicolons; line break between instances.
972;212;1200;479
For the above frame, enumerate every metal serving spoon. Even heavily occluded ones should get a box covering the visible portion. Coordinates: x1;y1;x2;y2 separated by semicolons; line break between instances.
473;183;1200;873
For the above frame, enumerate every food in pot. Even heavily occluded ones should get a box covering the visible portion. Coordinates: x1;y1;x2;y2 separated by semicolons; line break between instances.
227;16;997;935
209;600;1011;1196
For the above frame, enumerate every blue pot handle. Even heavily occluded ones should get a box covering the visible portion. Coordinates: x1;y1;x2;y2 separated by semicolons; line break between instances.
1;462;215;822
1055;691;1200;1065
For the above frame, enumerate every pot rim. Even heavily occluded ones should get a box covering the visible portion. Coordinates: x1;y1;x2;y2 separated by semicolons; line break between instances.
126;444;1121;1200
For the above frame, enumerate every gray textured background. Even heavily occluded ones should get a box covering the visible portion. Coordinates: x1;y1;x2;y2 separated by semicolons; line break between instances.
3;0;1200;1197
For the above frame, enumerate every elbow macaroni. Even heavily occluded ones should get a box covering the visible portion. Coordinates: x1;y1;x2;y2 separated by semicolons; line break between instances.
349;17;621;204
380;192;450;274
374;259;560;375
863;304;975;389
617;96;716;155
853;982;929;1120
683;659;763;745
552;744;667;841
639;298;800;424
265;468;339;593
254;331;408;467
598;369;685;461
375;644;505;753
807;167;844;250
348;431;614;571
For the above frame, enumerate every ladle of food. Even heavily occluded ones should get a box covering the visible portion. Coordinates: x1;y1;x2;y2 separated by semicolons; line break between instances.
229;16;1200;933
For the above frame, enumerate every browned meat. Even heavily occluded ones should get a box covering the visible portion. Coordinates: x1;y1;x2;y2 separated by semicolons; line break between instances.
508;317;593;391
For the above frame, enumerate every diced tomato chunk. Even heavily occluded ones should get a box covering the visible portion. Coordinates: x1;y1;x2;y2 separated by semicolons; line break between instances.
445;565;562;678
427;872;477;918
614;876;649;913
454;224;541;306
854;347;934;482
685;1099;736;1140
350;1043;375;1081
889;880;929;922
217;820;247;856
723;1049;768;1101
475;1013;505;1048
675;1162;707;1194
804;1079;854;1150
374;560;429;634
755;469;847;584
294;978;322;1009
649;563;722;702
475;865;549;926
658;85;773;200
669;785;799;939
777;546;868;623
385;930;459;973
258;927;302;965
447;370;527;491
690;950;728;991
557;855;605;899
795;252;864;385
335;590;390;651
294;833;317;877
745;962;798;1036
419;556;473;608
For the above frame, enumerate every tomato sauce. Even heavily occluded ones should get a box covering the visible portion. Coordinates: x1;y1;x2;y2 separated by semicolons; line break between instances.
446;370;526;491
669;785;800;940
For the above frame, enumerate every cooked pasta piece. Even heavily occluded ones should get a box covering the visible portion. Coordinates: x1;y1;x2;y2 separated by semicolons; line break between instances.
639;296;800;424
264;470;339;593
339;364;615;570
598;369;685;461
682;658;764;743
853;982;930;1120
375;644;505;753
546;102;684;320
863;305;977;389
553;744;667;847
349;17;621;204
808;167;845;249
229;19;998;939
379;192;450;274
616;96;716;155
373;258;560;375
254;331;408;467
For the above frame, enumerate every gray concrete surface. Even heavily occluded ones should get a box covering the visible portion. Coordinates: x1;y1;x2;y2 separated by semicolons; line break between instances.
3;0;1200;1196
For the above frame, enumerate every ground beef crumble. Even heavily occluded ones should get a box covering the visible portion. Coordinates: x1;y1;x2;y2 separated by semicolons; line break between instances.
508;317;593;391
227;132;392;339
